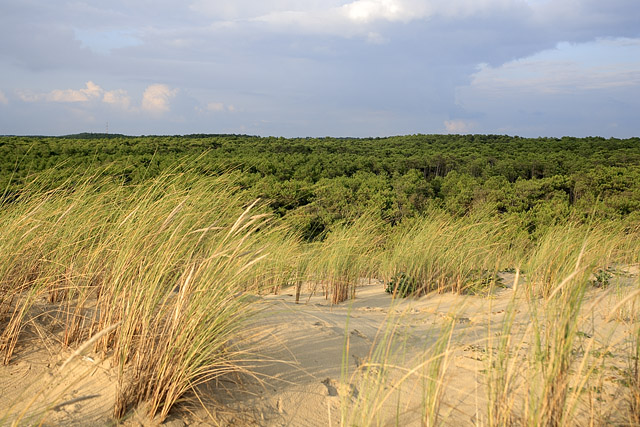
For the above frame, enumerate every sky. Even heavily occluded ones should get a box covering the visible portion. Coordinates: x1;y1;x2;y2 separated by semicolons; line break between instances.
0;0;639;138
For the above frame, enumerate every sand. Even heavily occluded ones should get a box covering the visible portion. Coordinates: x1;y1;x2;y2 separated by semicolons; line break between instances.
1;268;638;426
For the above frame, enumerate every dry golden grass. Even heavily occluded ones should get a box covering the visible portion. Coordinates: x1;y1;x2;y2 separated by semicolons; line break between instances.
0;171;275;423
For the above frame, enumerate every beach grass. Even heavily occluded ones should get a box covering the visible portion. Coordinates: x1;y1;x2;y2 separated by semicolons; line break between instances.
2;167;640;424
0;170;275;422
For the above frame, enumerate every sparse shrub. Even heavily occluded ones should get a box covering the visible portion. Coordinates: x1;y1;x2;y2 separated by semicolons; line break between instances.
385;272;418;297
463;269;505;295
591;268;613;288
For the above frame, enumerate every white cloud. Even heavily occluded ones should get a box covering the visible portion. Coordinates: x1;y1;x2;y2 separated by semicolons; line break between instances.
141;84;178;114
343;0;407;23
15;81;136;111
444;119;474;134
189;1;343;20
15;82;180;115
103;89;132;111
15;82;104;103
206;102;225;112
465;39;640;96
249;0;510;28
170;0;526;25
340;0;445;23
251;0;525;37
48;81;103;102
451;38;640;137
15;90;41;103
198;102;237;113
0;90;8;105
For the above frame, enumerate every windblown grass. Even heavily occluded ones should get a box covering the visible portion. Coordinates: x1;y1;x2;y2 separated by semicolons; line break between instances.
485;270;521;427
339;305;455;426
0;173;117;363
306;214;383;304
525;268;590;425
524;222;623;297
0;169;275;422
483;226;640;426
380;210;520;296
628;321;640;425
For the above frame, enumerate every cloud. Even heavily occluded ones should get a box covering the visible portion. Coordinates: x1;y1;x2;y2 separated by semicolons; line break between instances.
2;1;639;136
15;81;105;103
206;102;225;112
103;89;132;111
141;84;178;114
189;1;345;21
339;0;506;23
251;0;531;38
15;81;178;116
48;81;104;102
444;119;474;134
342;0;420;23
0;90;8;105
15;90;41;103
14;82;102;103
464;38;640;96
196;101;237;114
0;13;94;71
452;37;640;137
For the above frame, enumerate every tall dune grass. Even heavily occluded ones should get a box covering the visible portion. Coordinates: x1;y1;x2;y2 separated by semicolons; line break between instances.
483;225;640;426
486;271;521;427
380;210;522;296
525;270;590;425
629;321;640;424
306;214;384;304
251;227;307;298
524;222;621;297
0;174;118;363
0;170;275;422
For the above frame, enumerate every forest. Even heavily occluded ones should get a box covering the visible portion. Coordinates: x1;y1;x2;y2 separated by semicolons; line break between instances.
2;133;639;240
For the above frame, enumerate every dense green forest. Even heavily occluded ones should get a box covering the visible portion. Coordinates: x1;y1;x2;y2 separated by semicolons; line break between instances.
1;134;639;240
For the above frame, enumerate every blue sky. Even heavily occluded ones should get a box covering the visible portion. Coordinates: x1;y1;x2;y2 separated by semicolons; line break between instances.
0;0;638;137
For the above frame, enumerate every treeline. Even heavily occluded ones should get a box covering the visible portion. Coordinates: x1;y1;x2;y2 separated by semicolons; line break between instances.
1;134;639;239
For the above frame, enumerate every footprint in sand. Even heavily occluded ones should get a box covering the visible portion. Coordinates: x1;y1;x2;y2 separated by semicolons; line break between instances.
321;378;339;396
357;306;385;313
350;329;368;340
321;378;359;399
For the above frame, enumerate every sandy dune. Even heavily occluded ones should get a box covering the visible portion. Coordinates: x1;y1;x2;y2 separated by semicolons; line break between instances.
204;269;638;426
1;269;638;426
